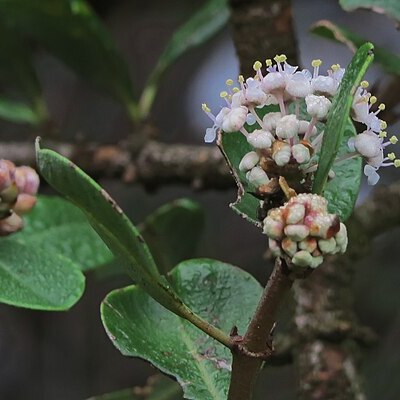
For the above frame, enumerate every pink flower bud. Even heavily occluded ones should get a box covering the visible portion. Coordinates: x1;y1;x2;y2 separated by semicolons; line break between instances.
15;166;40;195
13;194;37;215
0;212;23;236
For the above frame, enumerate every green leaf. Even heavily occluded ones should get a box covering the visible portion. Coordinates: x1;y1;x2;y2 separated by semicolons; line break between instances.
0;21;48;124
0;97;42;125
138;0;229;117
311;20;400;76
36;140;190;317
312;42;374;195
16;195;113;271
88;375;182;400
324;119;362;221
101;259;263;400
0;0;137;120
0;239;84;310
339;0;400;24
141;199;204;275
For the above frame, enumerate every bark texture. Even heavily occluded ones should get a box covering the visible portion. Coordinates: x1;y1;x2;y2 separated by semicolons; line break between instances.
228;0;297;77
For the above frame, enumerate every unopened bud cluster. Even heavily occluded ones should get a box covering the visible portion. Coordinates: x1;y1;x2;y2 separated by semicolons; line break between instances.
264;194;347;269
203;55;399;188
0;160;39;236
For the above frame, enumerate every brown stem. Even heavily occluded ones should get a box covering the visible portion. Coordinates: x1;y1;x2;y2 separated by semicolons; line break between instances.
228;258;294;400
1;140;231;190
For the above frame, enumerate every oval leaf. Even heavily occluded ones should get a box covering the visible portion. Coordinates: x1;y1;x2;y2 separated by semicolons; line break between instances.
101;259;262;400
16;195;113;271
141;199;205;275
312;42;374;194
0;0;137;118
139;0;229;117
311;20;400;76
0;239;84;310
36;140;187;315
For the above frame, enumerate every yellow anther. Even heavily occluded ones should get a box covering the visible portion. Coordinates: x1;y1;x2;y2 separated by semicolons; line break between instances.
379;131;387;138
220;91;228;98
381;121;388;130
311;59;322;67
360;80;369;88
394;160;400;168
388;152;396;161
253;60;262;71
369;96;377;104
232;87;240;93
331;63;341;71
238;75;244;84
274;54;287;63
202;103;211;113
378;103;386;111
226;79;234;86
265;59;272;67
390;135;398;144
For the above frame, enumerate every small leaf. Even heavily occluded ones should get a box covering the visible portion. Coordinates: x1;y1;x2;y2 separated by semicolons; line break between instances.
101;259;263;400
87;375;182;400
0;97;42;125
324;119;362;221
16;195;113;271
312;42;374;195
311;20;400;76
0;21;48;124
139;0;229;117
0;0;137;119
36;140;188;316
217;106;279;226
339;0;400;25
141;199;205;275
0;239;84;310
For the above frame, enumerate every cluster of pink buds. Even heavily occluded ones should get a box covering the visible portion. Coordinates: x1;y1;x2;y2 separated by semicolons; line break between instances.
202;55;399;187
264;194;347;269
0;160;39;236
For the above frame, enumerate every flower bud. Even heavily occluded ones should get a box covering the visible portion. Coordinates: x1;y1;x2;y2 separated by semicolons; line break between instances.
0;212;23;236
247;129;274;149
246;166;270;186
318;237;337;254
282;237;298;257
262;112;282;131
292;250;313;267
262;72;286;92
286;72;312;98
353;131;382;158
285;203;305;224
0;160;13;192
13;193;37;215
312;75;336;96
263;216;284;240
14;166;40;195
291;144;310;164
284;224;310;241
305;94;331;120
272;141;291;166
239;151;259;172
221;106;248;132
276;115;299;139
269;238;282;257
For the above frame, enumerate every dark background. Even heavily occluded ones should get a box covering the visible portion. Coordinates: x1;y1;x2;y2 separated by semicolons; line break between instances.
0;0;399;399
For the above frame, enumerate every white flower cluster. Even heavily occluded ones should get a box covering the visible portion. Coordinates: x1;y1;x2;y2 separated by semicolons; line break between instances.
264;194;347;269
202;55;399;186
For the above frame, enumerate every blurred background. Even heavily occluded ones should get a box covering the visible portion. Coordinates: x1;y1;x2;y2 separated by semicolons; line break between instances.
0;0;399;399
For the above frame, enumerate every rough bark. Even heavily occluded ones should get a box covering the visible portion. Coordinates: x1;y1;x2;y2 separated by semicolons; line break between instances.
0;140;231;190
228;0;298;77
293;182;400;400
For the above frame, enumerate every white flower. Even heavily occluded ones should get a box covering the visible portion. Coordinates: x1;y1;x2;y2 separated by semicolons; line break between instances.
247;129;274;149
239;151;259;172
275;115;299;139
286;71;312;98
312;75;337;96
272;143;291;166
221;106;248;132
305;94;331;120
292;144;310;164
246;166;270;186
263;112;282;131
351;130;382;158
